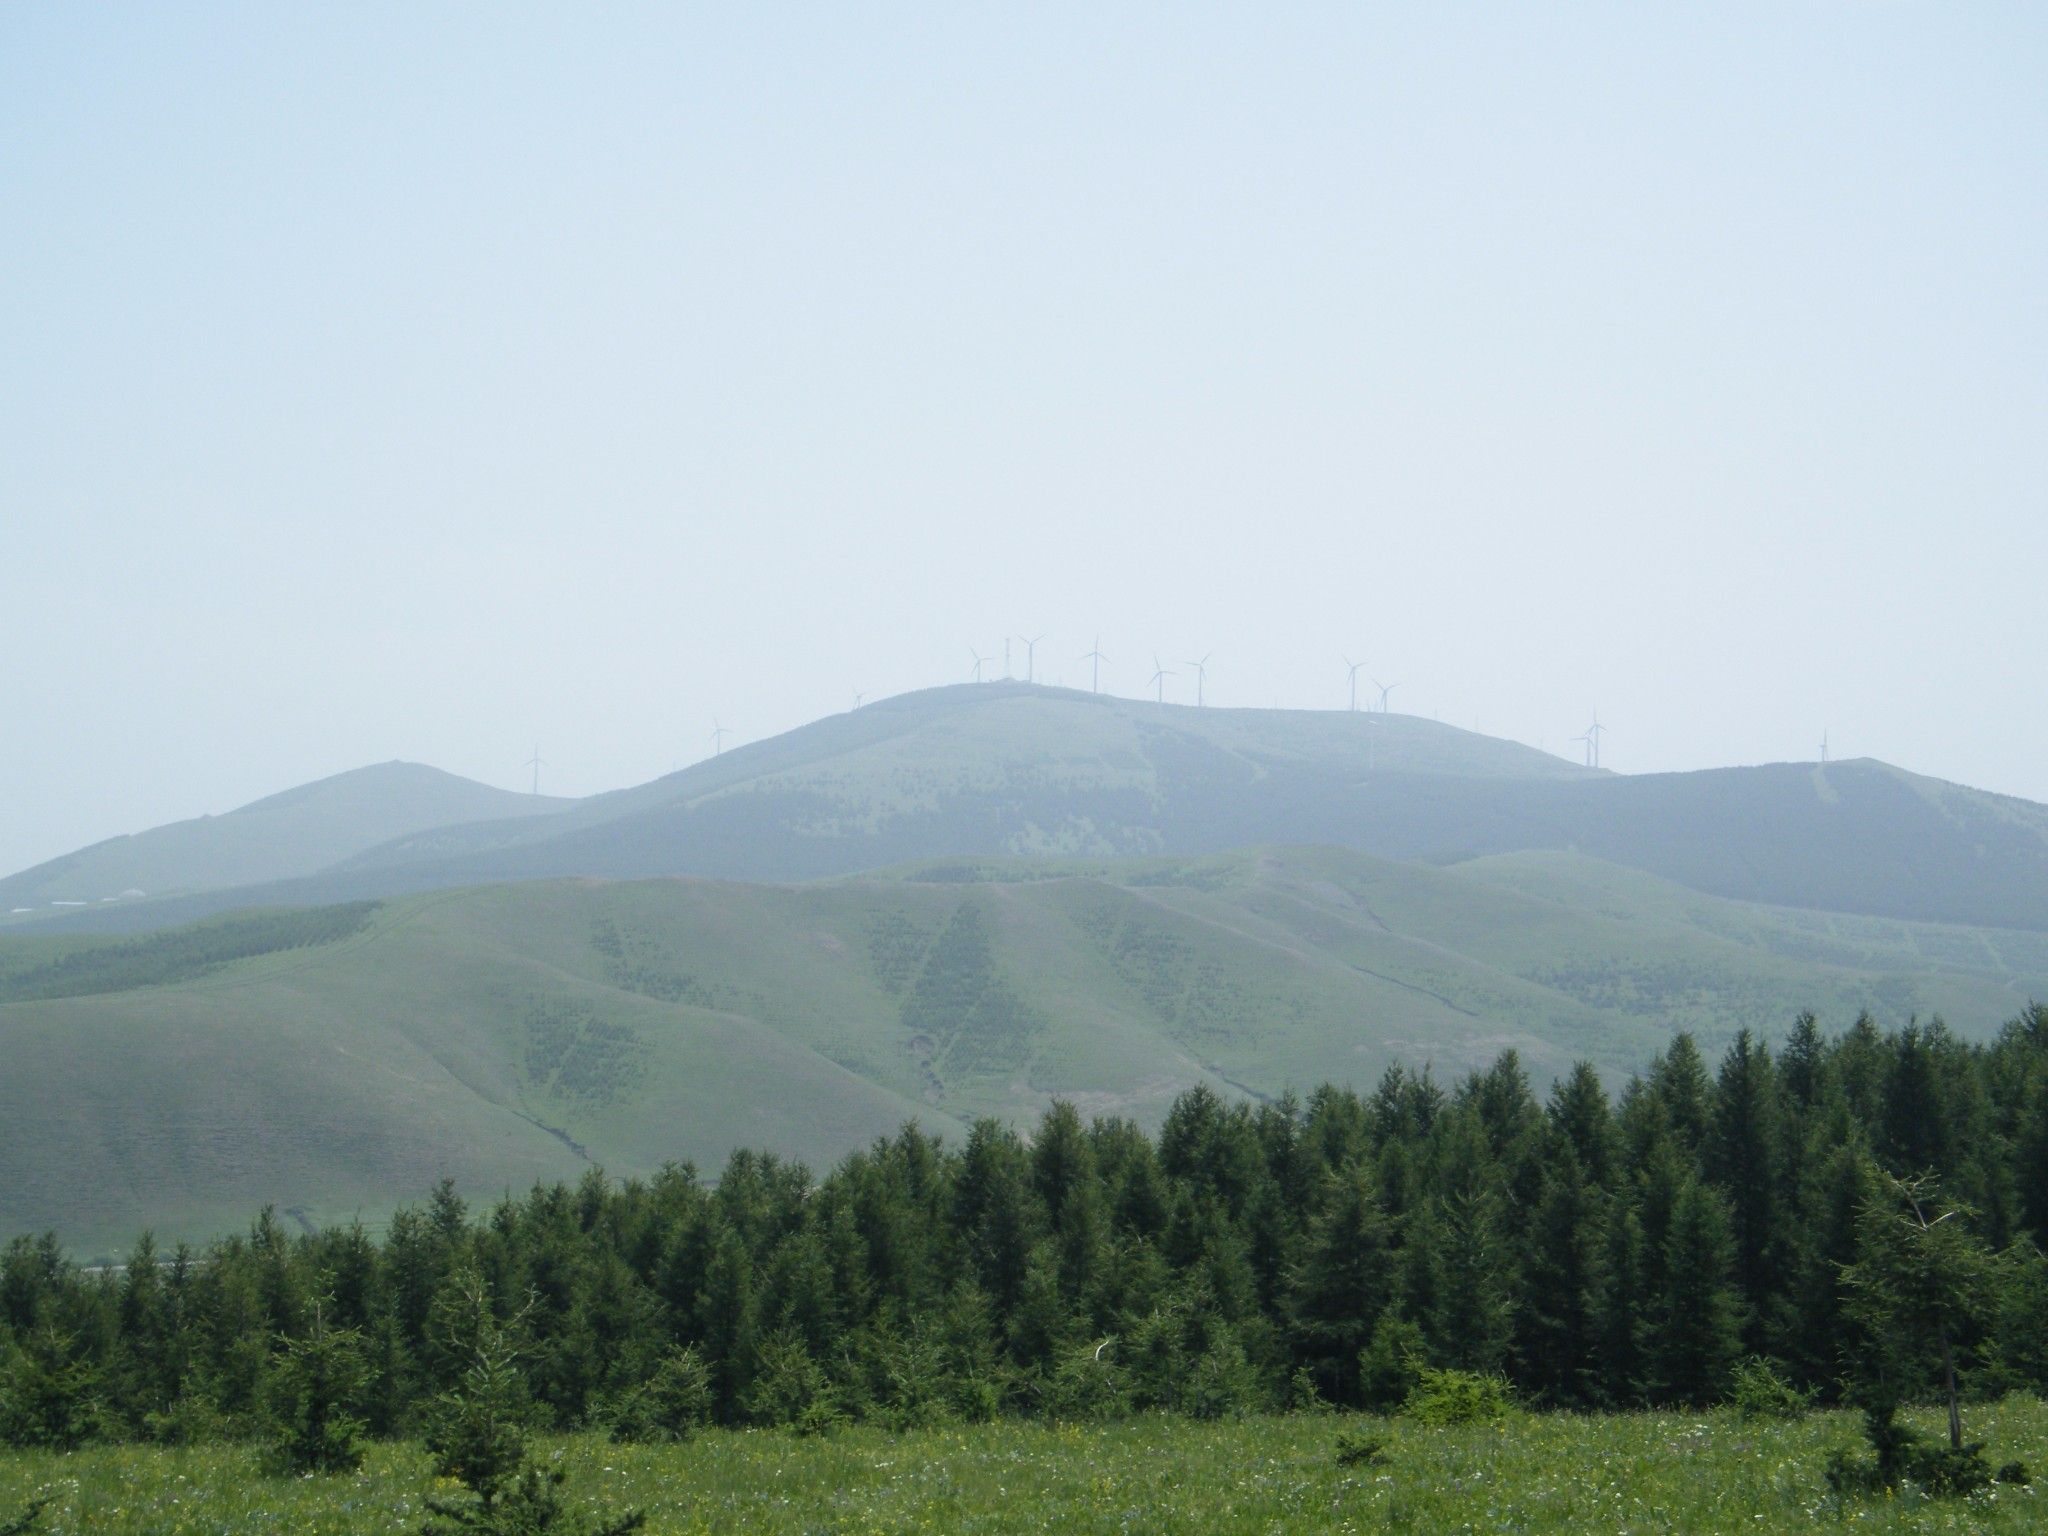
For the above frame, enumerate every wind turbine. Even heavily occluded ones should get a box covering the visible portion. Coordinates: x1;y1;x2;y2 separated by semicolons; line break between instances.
1080;637;1109;694
1344;657;1364;713
524;745;545;796
852;691;865;711
1148;654;1174;703
1373;679;1398;714
967;647;988;683
1184;653;1211;707
1021;634;1044;684
1820;730;1830;764
710;720;730;756
1573;711;1606;769
1003;637;1012;679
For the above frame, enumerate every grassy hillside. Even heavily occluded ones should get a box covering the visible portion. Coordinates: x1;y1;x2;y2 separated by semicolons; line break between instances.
5;845;2044;1255
0;761;568;918
327;683;1595;881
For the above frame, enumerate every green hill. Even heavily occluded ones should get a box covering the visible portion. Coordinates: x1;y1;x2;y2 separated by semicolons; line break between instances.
5;844;2043;1256
0;762;568;918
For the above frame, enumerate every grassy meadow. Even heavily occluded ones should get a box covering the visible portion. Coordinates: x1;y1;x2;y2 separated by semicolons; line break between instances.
2;1402;2043;1535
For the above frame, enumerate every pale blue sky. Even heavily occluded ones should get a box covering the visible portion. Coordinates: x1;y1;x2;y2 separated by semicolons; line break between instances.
4;3;2044;876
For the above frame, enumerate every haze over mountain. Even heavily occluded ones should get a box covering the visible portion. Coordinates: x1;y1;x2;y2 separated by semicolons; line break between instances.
6;842;2046;1255
14;684;2048;935
0;762;566;915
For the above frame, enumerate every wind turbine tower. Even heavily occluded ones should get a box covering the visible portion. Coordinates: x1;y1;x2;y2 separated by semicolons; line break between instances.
967;647;988;683
1373;679;1398;714
1820;730;1830;764
1574;711;1606;769
1149;654;1174;703
525;745;544;796
1080;637;1108;694
710;720;731;756
1185;654;1211;707
1022;634;1044;684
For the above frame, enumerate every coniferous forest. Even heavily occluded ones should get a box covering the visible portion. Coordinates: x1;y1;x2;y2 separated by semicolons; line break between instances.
4;1011;2048;1456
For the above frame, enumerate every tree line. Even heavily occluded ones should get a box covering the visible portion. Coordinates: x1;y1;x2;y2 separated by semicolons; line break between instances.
4;1008;2048;1449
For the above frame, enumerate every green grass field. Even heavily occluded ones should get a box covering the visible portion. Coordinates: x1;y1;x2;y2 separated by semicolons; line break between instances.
1;1403;2042;1534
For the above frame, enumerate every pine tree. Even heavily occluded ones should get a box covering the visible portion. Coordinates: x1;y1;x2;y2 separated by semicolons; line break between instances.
2018;1071;2048;1250
1594;1204;1646;1404
1705;1030;1784;1346
1839;1173;2004;1468
1779;1012;1825;1111
605;1346;712;1443
1779;1139;1876;1392
1647;1034;1712;1152
266;1297;369;1475
694;1222;758;1420
1547;1063;1618;1190
952;1120;1039;1312
421;1300;643;1535
1881;1024;1950;1177
1647;1178;1744;1406
0;1324;100;1451
1285;1164;1393;1404
1519;1153;1608;1405
1424;1114;1516;1375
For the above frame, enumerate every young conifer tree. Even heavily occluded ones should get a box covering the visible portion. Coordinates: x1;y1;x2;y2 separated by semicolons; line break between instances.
266;1296;369;1475
1838;1171;2004;1487
420;1271;644;1536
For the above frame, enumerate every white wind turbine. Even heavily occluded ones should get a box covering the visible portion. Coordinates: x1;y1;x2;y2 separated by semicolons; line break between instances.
1080;637;1109;694
1573;711;1606;768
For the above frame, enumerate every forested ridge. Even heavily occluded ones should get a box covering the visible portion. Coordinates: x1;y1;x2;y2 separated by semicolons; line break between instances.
5;1009;2048;1450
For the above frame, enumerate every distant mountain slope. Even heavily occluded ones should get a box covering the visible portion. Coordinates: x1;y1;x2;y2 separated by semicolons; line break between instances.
323;686;2048;932
6;845;2044;1254
0;762;569;916
19;684;2048;936
336;682;1595;872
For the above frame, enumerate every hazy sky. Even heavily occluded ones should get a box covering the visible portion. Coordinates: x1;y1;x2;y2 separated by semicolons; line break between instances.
4;3;2044;878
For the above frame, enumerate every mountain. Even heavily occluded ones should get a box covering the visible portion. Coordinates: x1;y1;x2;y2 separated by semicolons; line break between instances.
6;844;2044;1255
193;685;2048;933
0;762;568;918
26;684;2048;937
